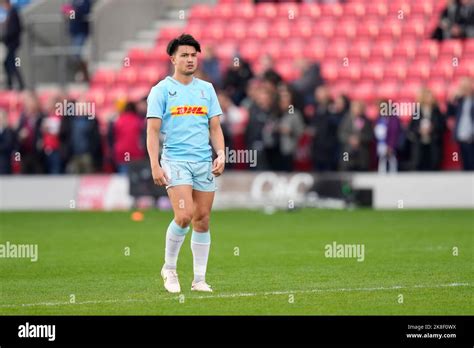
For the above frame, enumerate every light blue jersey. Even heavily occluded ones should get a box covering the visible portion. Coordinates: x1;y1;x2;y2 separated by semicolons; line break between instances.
146;76;222;162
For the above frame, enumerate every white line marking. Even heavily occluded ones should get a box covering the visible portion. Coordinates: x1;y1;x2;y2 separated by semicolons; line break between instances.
0;283;469;308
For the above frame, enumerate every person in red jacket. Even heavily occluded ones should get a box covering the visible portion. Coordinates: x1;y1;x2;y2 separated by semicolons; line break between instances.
111;101;146;174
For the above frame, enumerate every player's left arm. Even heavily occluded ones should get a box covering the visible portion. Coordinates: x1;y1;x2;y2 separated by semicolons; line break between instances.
209;116;225;177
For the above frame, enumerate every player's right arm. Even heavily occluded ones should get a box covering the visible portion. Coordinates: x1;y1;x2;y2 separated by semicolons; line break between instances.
146;84;169;186
146;118;169;186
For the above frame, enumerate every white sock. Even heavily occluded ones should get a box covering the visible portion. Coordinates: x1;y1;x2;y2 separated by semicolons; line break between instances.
164;220;189;270
191;230;211;283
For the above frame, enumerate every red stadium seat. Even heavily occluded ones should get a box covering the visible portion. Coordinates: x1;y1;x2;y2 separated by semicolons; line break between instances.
255;3;277;19
325;39;349;60
398;80;422;100
431;59;455;80
384;60;407;80
411;2;435;17
427;79;448;101
214;3;235;18
375;81;400;100
269;19;291;39
290;18;314;38
366;3;388;18
239;39;260;62
344;2;366;18
189;4;213;20
299;3;321;19
321;62;339;82
275;60;300;82
246;20;269;39
356;20;380;39
371;40;394;60
277;2;300;19
215;42;237;60
302;43;325;61
91;69;116;87
348;81;375;103
338;61;362;81
281;39;304;60
361;60;385;81
379;19;402;40
416;41;440;61
406;60;432;81
158;27;184;41
321;3;343;18
334;19;357;39
348;39;372;60
202;20;226;40
318;18;336;39
234;3;255;19
393;39;418;60
116;67;138;84
224;20;247;40
439;40;464;58
402;21;426;39
262;40;283;60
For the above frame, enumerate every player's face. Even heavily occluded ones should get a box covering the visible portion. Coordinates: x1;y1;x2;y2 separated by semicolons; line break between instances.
172;45;198;76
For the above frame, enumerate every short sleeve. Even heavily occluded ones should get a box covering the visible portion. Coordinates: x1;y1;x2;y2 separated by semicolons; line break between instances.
146;85;166;119
208;84;223;118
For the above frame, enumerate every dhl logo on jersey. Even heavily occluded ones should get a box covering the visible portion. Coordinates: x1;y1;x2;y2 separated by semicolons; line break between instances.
170;105;208;116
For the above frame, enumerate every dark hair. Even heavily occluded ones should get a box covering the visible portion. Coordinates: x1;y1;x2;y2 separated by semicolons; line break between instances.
124;101;137;114
166;34;201;56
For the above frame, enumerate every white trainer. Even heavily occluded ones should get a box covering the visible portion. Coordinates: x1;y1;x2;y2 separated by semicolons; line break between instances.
191;280;213;292
161;267;181;293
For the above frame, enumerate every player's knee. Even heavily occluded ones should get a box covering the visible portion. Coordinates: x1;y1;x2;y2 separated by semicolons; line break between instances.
175;212;193;227
192;214;210;231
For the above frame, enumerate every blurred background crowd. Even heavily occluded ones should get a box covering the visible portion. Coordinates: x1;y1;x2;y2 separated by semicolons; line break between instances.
0;0;473;175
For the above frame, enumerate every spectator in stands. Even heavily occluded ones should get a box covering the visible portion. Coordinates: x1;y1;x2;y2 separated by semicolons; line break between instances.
110;101;146;174
202;45;221;88
408;88;446;171
0;108;15;174
433;0;474;40
276;84;305;171
41;94;64;174
61;98;102;174
245;86;276;170
328;94;350;169
15;91;44;173
259;54;282;87
338;100;373;171
309;86;338;171
240;77;261;110
292;60;324;108
0;0;24;90
217;90;245;148
450;77;474;170
222;54;254;105
63;0;91;82
374;100;401;173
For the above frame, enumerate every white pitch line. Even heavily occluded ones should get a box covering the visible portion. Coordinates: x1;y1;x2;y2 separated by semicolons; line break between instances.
0;283;470;308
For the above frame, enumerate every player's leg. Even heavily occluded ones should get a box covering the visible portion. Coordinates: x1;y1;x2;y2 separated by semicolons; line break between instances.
160;159;194;293
160;184;194;293
190;189;214;292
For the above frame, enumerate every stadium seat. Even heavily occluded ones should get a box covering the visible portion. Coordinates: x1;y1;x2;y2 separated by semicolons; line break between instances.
255;3;277;19
299;3;321;19
189;4;213;20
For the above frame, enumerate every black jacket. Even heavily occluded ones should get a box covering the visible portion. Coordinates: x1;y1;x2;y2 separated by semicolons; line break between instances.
2;6;22;50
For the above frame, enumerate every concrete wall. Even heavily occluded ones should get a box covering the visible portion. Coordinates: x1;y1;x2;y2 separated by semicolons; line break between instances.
91;0;167;62
1;172;473;211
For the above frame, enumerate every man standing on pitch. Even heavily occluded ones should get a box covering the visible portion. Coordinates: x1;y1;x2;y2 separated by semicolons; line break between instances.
146;34;225;293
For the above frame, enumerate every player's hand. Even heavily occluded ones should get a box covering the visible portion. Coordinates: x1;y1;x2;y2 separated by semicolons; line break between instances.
212;152;225;177
151;165;169;186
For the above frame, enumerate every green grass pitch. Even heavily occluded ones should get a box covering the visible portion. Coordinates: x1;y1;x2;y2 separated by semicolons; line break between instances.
0;209;472;315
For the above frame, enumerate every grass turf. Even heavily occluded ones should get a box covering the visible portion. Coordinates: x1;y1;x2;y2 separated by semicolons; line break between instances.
0;209;472;315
